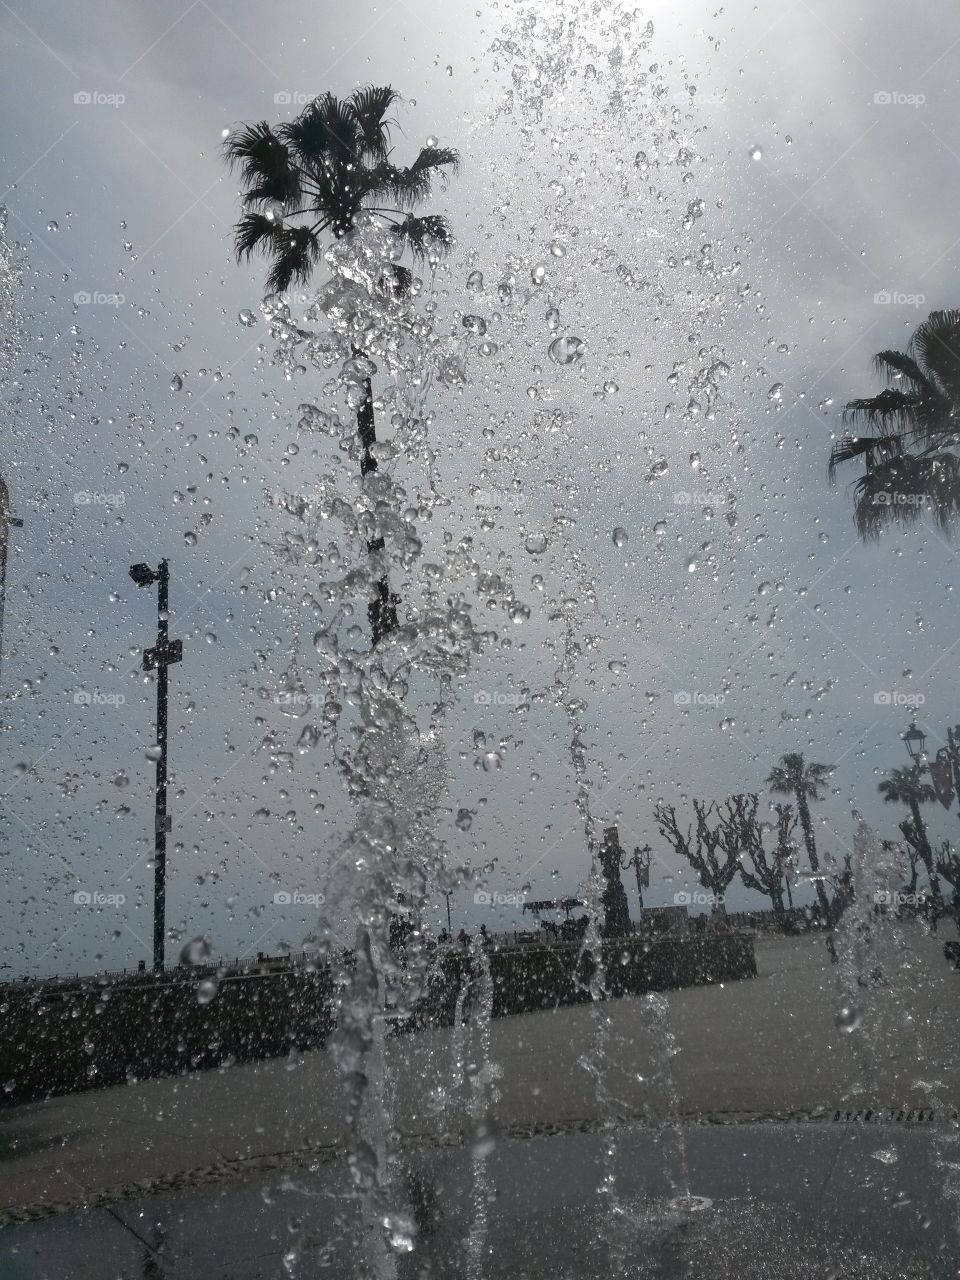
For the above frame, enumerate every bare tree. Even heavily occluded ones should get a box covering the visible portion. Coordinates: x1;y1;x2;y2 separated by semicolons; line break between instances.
935;840;960;936
656;800;740;914
718;794;796;928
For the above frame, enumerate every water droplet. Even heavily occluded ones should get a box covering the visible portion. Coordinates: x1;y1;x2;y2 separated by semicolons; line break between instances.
238;308;257;327
603;380;619;394
184;530;198;546
749;145;763;161
467;270;483;292
612;527;628;547
836;1004;862;1033
197;976;219;1004
170;373;183;392
462;314;487;336
548;336;585;365
46;220;59;233
653;520;667;536
525;533;548;555
145;743;162;762
180;936;211;966
686;558;698;573
768;382;784;402
545;307;560;332
530;263;548;286
455;808;473;831
481;750;502;772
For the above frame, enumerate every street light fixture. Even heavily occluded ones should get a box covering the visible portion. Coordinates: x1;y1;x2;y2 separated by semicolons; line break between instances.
129;559;182;972
902;721;926;766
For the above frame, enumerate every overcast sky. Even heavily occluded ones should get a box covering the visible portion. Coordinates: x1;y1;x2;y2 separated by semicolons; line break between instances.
2;0;960;976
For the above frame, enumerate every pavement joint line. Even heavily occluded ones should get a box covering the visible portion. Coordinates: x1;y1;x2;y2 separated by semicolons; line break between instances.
2;1104;959;1228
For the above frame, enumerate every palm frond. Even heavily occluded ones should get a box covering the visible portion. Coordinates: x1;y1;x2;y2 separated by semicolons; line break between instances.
828;431;903;484
879;766;936;806
842;387;921;433
391;213;454;260
347;85;399;161
912;309;960;405
873;349;930;392
850;449;960;539
264;225;323;294
232;211;284;263
280;93;360;173
377;263;413;298
402;145;460;202
223;122;301;206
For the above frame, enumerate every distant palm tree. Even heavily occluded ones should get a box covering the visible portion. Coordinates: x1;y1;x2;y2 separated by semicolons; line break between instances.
766;752;833;919
829;310;960;539
224;87;459;643
878;765;942;909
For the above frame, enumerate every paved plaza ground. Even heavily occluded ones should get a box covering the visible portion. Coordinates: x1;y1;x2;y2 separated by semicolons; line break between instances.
1;927;956;1228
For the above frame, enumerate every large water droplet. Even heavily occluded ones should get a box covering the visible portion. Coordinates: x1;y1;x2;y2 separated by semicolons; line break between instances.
238;308;257;327
197;976;219;1004
181;936;211;966
548;336;585;365
836;1004;862;1033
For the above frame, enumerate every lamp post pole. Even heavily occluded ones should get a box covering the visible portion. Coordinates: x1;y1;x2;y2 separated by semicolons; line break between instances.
130;560;182;972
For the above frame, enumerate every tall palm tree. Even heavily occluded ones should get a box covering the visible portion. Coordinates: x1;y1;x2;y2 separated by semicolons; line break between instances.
766;752;833;920
878;765;943;910
223;87;459;643
829;310;960;539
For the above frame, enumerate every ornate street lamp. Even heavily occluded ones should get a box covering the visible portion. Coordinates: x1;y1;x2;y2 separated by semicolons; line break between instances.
902;721;926;766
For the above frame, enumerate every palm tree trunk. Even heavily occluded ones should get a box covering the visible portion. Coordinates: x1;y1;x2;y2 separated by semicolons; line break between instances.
797;790;831;921
909;797;943;910
355;361;398;646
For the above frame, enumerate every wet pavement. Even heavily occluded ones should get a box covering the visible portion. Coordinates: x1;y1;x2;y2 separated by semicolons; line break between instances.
1;929;958;1274
1;1121;957;1277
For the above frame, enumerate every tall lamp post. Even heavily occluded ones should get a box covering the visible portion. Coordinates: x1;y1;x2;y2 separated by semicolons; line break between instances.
129;560;182;972
0;476;23;690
